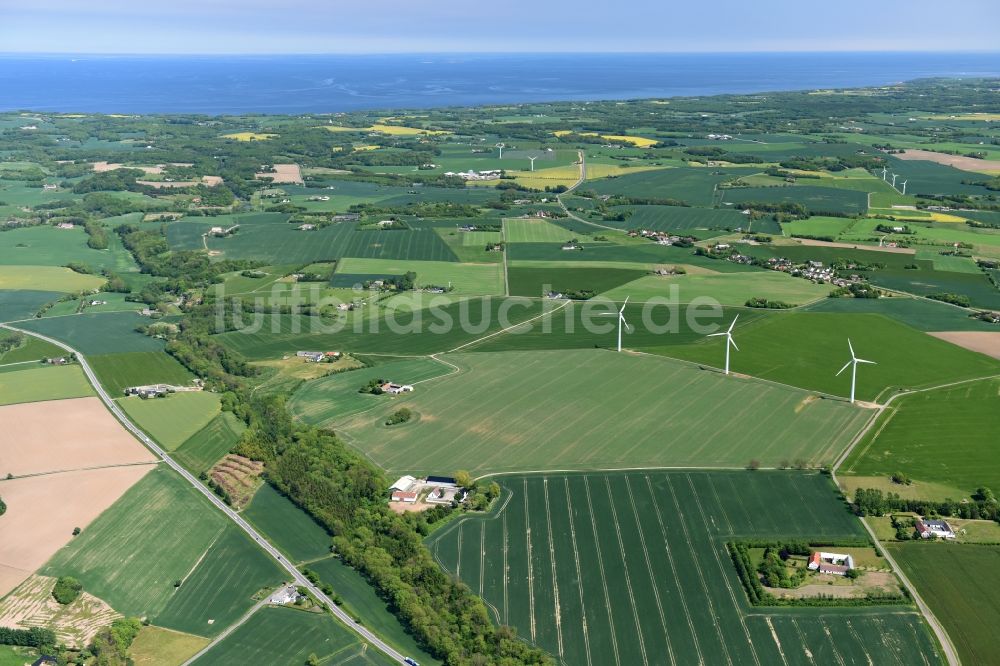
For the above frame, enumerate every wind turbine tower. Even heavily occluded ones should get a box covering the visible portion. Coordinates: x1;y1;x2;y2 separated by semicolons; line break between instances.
496;142;505;160
891;173;898;188
707;315;740;375
881;166;888;181
600;297;631;352
901;180;907;195
528;156;537;172
836;339;876;404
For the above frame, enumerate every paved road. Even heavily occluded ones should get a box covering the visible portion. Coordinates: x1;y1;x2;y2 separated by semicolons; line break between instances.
2;323;409;665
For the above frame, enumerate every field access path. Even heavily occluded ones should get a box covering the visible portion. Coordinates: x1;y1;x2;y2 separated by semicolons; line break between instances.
828;375;1000;666
1;323;409;666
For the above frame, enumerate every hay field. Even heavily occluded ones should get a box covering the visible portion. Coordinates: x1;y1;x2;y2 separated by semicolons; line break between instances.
0;465;154;598
0;574;120;648
1;396;155;476
221;132;277;141
427;470;940;666
0;266;105;293
503;218;577;243
927;331;1000;359
0;365;93;406
334;349;871;475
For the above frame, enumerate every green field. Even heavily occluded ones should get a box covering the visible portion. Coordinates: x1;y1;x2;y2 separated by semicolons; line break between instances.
0;265;106;293
587;167;757;206
803;294;1000;331
599;270;830;305
782;215;858;238
173;411;247;475
654;311;1000;401
0;646;37;666
42;465;275;635
243;483;332;564
333;350;871;475
503;218;577;243
16;312;164;354
198;606;392;666
841;378;1000;494
719;185;869;215
0;289;62;322
289;356;452;426
0;224;135;272
427;470;940;666
119;391;221;450
89;350;195;396
889;543;1000;666
0;364;93;405
0;333;63;364
335;257;504;295
506;265;647;298
602;205;756;232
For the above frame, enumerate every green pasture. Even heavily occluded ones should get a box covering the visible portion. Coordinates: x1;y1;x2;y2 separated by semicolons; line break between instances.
89;350;195;396
16;312;164;354
427;470;939;666
335;350;871;475
289;356;452;426
173;411;247;476
587;167;757;206
119;391;221;450
656;312;1000;401
782;216;858;238
434;228;504;263
599;270;830;305
0;265;105;293
198;606;391;666
507;265;647;298
503;218;577;243
0;333;63;364
841;378;1000;494
335;257;504;295
719;185;868;215
243;483;332;564
0;364;93;405
889;543;1000;666
0;225;131;271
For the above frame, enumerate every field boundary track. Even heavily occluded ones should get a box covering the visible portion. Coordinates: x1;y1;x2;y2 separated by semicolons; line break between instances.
0;323;408;665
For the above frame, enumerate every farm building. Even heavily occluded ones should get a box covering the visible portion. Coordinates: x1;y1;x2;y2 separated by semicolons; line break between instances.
808;551;855;576
380;382;414;394
296;351;325;362
391;490;418;503
124;384;172;398
915;518;956;539
426;476;458;488
390;475;417;492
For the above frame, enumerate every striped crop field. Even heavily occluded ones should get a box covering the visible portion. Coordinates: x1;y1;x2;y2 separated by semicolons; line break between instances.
427;470;942;666
334;349;872;476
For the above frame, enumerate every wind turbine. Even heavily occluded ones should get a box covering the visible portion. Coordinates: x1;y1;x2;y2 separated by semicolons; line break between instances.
528;156;537;172
707;314;739;375
891;173;898;188
496;142;505;160
881;166;888;181
600;296;631;352
900;180;907;195
836;339;876;404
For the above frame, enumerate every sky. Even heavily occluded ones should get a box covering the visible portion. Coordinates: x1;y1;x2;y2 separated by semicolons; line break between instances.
1;0;998;54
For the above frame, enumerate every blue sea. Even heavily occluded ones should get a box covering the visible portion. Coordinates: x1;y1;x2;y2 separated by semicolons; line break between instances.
0;52;997;115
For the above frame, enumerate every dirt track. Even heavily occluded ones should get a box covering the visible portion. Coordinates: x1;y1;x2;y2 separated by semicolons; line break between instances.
0;465;155;597
929;331;1000;359
1;396;157;477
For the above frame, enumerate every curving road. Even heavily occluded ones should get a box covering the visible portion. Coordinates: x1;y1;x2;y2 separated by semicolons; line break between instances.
2;323;408;665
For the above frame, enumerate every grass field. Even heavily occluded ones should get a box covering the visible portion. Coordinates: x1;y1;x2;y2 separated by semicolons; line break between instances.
587;167;756;206
0;646;37;666
0;265;105;293
243;483;332;564
599;271;830;305
289;356;452;426
0;225;134;271
334;349;871;475
719;185;868;215
89;350;195;396
427;470;940;666
42;466;243;629
0;364;93;405
0;289;62;323
889;543;1000;666
803;294;1000;331
782;216;858;238
16;312;164;354
0;334;62;364
128;626;209;666
840;378;1000;494
335;257;504;295
199;606;392;666
506;265;648;298
119;391;221;451
172;411;247;476
602;205;761;233
504;218;577;243
654;311;1000;401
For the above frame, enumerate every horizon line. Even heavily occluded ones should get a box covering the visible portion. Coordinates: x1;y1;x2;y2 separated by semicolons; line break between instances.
2;49;1000;58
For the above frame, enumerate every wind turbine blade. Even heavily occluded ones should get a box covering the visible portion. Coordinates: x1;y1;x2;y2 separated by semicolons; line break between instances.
856;358;876;365
836;360;852;376
847;338;855;359
707;332;727;337
728;313;739;333
619;296;630;315
728;336;739;352
597;312;616;317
